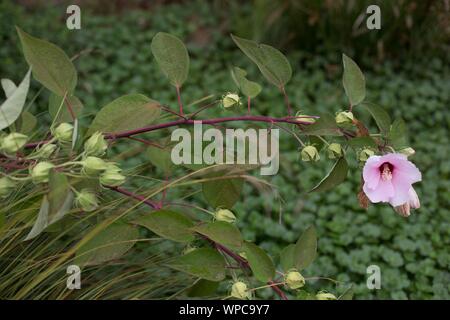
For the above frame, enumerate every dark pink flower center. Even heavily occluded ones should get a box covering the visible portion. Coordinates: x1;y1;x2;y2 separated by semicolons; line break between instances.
380;162;393;181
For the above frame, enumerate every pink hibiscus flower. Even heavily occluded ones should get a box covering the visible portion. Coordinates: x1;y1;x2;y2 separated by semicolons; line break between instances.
362;153;421;217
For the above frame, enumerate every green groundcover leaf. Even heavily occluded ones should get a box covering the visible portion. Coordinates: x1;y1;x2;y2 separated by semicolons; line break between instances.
342;54;365;106
202;176;243;209
230;66;262;98
168;248;226;281
309;157;348;193
294;226;317;270
88;94;160;135
231;34;291;88
0;69;31;131
151;32;189;87
75;224;139;266
242;241;275;282
191;221;243;249
134;210;195;243
17;27;77;96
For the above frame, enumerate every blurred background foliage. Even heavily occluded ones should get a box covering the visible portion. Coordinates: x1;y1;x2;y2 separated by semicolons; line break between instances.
0;0;449;299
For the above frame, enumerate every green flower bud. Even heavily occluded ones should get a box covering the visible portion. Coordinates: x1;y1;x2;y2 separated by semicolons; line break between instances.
0;133;28;154
359;148;375;162
327;143;342;159
214;208;236;223
82;156;107;176
301;145;320;162
75;189;99;212
84;132;108;156
222;93;241;108
294;111;316;124
285;270;305;290
100;171;126;187
52;122;73;143
335;111;354;124
399;147;415;157
0;177;16;198
231;281;251;300
30;161;55;184
105;162;122;173
316;291;337;300
35;143;57;159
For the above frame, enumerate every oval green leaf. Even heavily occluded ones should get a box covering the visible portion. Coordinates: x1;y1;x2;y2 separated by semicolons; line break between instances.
309;157;348;193
230;66;262;98
361;102;391;134
294;226;317;270
151;32;189;87
168;248;226;281
342;54;365;106
202;176;243;209
0;69;31;131
242;241;275;282
191;221;243;249
48;93;84;123
134;210;195;243
231;34;291;88
17;27;77;96
87;94;160;136
75;224;139;266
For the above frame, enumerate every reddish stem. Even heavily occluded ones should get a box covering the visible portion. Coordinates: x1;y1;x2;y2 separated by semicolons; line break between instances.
176;86;184;116
107;186;160;209
247;97;251;115
64;95;76;121
280;86;292;116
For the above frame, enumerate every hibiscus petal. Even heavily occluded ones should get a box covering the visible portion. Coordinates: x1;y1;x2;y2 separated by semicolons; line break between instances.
389;174;412;206
363;179;394;203
363;155;382;189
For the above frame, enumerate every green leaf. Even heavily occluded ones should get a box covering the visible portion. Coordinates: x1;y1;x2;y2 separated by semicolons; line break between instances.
16;27;77;96
151;32;189;87
309;157;348;193
348;136;377;149
168;248;226;281
388;118;407;148
15;111;37;134
280;244;296;272
361;102;391;134
342;54;365;106
0;69;31;131
1;78;17;98
202;176;243;209
303;113;343;136
24;195;50;241
134;210;195;243
87;94;160;136
230;67;262;98
75;224;139;266
231;34;292;88
191;221;243;249
147;145;173;175
187;279;220;297
48;170;73;223
294;226;317;270
24;178;73;241
48;93;83;123
339;285;354;300
242;241;275;282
